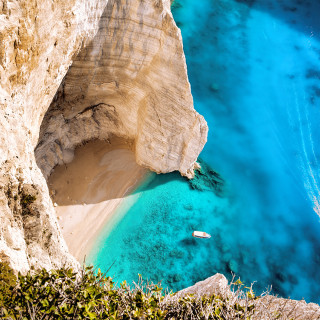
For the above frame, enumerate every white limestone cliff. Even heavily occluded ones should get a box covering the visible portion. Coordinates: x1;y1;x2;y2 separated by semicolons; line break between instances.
0;0;110;272
0;0;207;272
35;0;208;181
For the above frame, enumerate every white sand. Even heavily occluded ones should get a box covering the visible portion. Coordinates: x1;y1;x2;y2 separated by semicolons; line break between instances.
48;139;148;262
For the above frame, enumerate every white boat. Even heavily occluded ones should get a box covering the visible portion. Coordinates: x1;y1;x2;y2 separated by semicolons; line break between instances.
192;231;211;239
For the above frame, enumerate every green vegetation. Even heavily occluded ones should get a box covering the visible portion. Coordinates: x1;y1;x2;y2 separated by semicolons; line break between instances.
0;262;17;312
1;262;318;319
171;0;182;10
0;262;258;319
20;194;37;206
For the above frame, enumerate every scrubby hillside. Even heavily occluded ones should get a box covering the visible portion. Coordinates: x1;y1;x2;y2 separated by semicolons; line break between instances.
1;263;319;319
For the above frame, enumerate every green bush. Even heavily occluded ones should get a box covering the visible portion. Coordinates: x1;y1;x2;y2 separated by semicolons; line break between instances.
20;194;36;206
4;263;318;319
0;262;17;311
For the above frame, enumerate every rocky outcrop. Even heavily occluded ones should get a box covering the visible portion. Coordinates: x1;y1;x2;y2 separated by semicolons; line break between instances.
178;274;320;319
0;0;207;272
178;274;229;297
35;0;208;180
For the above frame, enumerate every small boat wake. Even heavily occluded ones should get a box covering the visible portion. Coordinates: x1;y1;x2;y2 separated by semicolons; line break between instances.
291;81;320;219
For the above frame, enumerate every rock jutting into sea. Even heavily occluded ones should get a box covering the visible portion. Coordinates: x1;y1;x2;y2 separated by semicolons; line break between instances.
187;158;224;196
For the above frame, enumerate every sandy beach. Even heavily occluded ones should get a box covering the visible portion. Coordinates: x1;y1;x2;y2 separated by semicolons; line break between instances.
48;139;148;262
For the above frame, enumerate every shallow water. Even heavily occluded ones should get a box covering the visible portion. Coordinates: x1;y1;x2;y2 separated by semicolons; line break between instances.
89;0;320;302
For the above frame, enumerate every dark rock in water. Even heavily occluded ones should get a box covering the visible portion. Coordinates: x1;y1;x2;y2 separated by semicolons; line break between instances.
283;6;297;12
306;68;320;79
271;282;286;299
171;0;182;10
275;271;286;283
221;243;231;253
311;85;320;97
187;158;224;196
288;274;298;285
183;204;193;211
180;237;197;246
169;249;184;259
228;259;239;274
167;273;182;285
308;86;320;104
310;96;315;105
209;82;220;92
176;21;183;28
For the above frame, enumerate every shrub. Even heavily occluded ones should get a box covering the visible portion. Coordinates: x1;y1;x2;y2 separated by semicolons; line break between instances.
0;262;17;312
20;194;36;206
0;264;256;319
0;263;319;319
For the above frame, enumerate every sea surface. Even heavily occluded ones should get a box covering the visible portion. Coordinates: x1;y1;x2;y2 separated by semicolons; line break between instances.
89;0;320;302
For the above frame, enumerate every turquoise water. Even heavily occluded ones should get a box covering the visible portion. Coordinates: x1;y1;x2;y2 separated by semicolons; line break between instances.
89;0;320;302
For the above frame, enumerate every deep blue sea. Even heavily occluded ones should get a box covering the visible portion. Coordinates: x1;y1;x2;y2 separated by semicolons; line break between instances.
89;0;320;302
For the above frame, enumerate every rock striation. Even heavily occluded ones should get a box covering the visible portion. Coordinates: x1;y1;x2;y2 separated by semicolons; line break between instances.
0;0;207;272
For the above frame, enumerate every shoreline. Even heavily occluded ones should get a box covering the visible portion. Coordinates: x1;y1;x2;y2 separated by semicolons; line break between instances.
48;139;148;262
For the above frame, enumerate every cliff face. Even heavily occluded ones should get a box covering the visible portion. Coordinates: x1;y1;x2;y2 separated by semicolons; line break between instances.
35;0;207;180
0;0;110;272
0;0;207;272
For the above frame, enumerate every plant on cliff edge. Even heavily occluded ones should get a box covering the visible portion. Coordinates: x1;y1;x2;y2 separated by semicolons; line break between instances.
0;262;319;319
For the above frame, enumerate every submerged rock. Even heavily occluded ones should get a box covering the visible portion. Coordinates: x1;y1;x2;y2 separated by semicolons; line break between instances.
209;82;220;92
188;158;224;195
228;259;239;274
